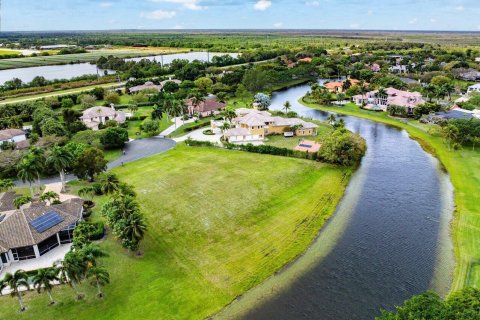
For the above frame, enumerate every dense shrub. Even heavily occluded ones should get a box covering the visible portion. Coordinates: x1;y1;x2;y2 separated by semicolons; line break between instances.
100;127;129;149
318;129;367;166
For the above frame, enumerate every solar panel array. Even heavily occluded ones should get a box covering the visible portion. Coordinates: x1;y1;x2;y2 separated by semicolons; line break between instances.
30;211;64;233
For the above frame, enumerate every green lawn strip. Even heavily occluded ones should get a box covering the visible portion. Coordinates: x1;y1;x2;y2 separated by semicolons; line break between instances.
300;100;480;291
0;145;351;320
0;82;124;105
168;116;218;138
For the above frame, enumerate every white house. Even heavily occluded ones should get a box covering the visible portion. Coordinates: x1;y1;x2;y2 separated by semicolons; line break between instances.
81;106;127;130
0;128;28;151
467;83;480;94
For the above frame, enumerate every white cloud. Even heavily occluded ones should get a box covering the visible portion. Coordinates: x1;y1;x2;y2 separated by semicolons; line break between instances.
254;0;272;11
430;18;436;23
141;10;177;20
148;0;206;11
408;18;418;24
456;5;464;11
350;23;360;29
99;2;113;8
273;22;283;28
305;1;320;6
171;25;184;29
367;9;373;16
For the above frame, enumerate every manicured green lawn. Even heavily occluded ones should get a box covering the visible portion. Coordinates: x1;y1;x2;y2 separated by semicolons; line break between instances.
301;100;480;291
264;118;333;149
0;145;351;319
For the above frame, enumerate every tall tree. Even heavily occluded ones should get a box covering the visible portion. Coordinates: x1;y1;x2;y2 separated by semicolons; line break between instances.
3;270;29;311
283;101;292;114
0;179;15;192
87;267;110;298
47;145;74;192
55;252;85;300
32;267;59;305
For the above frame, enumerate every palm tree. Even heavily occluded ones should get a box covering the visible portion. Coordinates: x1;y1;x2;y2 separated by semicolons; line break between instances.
13;195;32;209
442;124;459;151
122;211;148;252
78;185;97;201
28;147;45;193
220;122;231;141
188;91;205;119
327;114;337;126
39;191;60;205
337;93;346;103
32;267;59;305
55;252;85;300
87;267;110;298
129;105;139;116
442;83;455;101
80;244;108;269
0;179;15;192
3;270;29;311
46;145;73;193
223;106;236;123
283;101;292;114
17;157;38;197
0;279;7;296
99;173;121;195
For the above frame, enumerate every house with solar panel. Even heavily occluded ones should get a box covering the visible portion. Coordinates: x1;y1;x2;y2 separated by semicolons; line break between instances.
0;192;84;273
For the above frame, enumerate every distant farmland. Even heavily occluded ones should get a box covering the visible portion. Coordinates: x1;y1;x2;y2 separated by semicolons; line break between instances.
0;48;185;70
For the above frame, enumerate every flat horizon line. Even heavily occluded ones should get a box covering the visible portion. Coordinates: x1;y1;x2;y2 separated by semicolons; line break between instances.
1;28;480;34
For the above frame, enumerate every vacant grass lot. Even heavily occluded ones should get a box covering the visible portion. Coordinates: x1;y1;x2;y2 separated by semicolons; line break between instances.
0;146;351;319
301;101;480;291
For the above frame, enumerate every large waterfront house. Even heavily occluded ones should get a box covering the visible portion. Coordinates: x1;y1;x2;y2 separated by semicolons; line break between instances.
81;106;127;130
352;87;425;113
0;128;29;151
186;96;226;118
323;78;362;93
0;193;84;272
219;108;318;143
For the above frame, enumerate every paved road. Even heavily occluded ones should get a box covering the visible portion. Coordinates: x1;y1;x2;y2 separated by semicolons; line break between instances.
15;137;176;186
108;136;176;169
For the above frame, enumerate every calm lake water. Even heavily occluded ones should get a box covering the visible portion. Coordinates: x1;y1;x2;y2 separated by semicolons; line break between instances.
215;82;454;319
0;52;238;85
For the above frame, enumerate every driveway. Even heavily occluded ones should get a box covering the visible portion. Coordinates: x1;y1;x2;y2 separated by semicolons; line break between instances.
108;136;176;169
173;127;222;144
15;137;176;186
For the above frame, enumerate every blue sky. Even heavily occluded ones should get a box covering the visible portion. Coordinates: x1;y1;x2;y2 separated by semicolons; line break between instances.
3;0;480;31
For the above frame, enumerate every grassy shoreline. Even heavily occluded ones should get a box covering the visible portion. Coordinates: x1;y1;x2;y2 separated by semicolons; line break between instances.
299;100;480;291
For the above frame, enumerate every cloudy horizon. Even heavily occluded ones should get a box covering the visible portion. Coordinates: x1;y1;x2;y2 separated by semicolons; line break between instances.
3;0;480;32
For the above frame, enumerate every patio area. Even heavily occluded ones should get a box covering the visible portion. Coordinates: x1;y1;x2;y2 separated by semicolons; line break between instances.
0;243;71;279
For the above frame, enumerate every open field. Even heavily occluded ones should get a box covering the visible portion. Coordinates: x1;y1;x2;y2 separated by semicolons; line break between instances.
0;49;21;56
300;101;480;291
0;145;351;319
0;47;186;70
